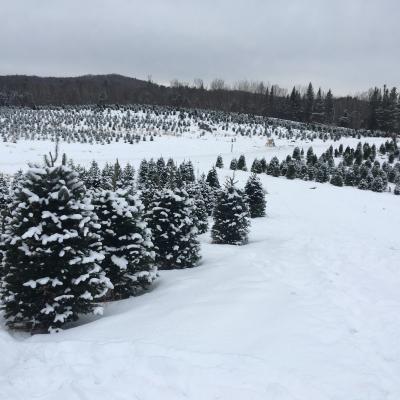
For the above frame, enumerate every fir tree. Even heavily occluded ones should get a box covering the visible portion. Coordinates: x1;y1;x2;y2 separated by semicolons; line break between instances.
244;174;266;218
230;158;238;170
216;155;224;168
394;182;400;195
185;183;209;234
146;188;200;269
0;173;10;232
1;153;111;333
330;172;344;187
251;159;263;174
206;167;220;188
92;189;157;299
237;154;247;171
212;178;250;245
120;163;136;194
86;160;102;190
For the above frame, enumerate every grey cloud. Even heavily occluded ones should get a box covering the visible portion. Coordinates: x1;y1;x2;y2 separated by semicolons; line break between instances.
1;0;399;95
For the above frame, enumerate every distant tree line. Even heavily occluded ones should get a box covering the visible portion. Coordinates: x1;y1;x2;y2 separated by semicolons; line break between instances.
0;74;398;133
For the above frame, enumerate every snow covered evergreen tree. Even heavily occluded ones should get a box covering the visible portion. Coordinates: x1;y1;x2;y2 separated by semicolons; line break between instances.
86;160;102;190
206;167;220;189
0;173;10;232
1;152;111;333
216;155;224;168
244;174;266;218
237;154;247;171
92;189;157;299
120;163;136;194
185;183;209;234
145;188;200;269
212;178;250;245
230;158;238;170
330;172;344;187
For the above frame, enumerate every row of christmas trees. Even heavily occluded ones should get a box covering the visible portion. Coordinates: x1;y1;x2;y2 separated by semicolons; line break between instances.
0;150;266;334
218;141;400;195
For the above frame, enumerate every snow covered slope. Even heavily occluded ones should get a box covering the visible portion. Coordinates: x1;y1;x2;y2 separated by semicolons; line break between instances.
1;164;399;400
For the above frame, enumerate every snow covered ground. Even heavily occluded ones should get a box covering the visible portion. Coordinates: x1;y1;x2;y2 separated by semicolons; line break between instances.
1;134;399;400
0;134;388;174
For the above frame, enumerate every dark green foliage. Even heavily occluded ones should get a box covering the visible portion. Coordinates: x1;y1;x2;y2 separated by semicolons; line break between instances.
185;183;209;234
244;174;266;218
216;155;224;168
251;159;263;174
206;167;220;188
212;178;250;245
1;156;111;333
286;162;296;179
330;172;344;187
237;154;247;171
92;189;156;300
146;188;200;269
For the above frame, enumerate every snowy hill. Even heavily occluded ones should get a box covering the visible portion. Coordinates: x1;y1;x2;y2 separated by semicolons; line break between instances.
1;162;400;400
0;106;399;400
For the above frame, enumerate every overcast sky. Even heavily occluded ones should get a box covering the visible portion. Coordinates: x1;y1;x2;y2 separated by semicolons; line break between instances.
1;0;398;95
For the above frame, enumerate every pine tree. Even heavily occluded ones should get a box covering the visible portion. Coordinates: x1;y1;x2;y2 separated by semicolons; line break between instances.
0;173;10;232
230;158;238;170
197;174;215;216
101;163;114;190
330;172;344;187
304;82;315;122
86;160;102;190
244;174;266;218
371;176;385;192
212;178;250;245
206;167;220;188
286;162;296;179
92;189;157;299
137;159;149;189
120;163;136;194
146;188;200;269
185;183;209;234
394;182;400;195
237;155;247;171
216;155;224;168
1;153;111;333
324;89;334;124
251;159;263;174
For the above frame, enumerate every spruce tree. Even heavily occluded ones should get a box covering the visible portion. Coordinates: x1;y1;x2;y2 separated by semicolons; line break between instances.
1;153;111;333
92;189;157;299
0;173;10;232
394;182;400;195
237;155;247;171
120;163;136;194
145;188;200;269
206;167;220;189
86;160;102;190
216;155;224;168
251;159;263;174
330;172;344;187
185;183;209;234
230;158;238;170
212;178;250;245
244;174;266;218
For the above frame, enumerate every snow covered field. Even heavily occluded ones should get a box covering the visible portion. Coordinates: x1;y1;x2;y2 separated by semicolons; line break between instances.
0;134;388;174
1;133;399;400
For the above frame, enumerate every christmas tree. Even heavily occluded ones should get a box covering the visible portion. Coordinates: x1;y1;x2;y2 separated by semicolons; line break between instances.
212;178;250;245
146;188;200;269
1;151;111;333
244;174;266;218
92;189;157;300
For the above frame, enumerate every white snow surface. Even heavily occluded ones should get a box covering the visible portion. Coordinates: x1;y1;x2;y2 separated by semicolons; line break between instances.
0;134;400;399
